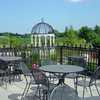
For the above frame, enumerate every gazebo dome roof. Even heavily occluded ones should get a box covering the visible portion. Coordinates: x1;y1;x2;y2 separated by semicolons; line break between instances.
31;21;54;34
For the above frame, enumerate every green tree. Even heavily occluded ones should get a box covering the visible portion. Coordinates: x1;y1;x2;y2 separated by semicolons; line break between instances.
65;26;78;38
94;25;100;35
79;26;96;43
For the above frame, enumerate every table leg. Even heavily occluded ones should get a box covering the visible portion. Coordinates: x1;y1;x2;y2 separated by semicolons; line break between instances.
57;73;66;85
75;76;78;95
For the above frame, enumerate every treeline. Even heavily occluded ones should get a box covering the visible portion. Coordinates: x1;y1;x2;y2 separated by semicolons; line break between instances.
55;25;100;46
0;32;31;47
0;32;30;38
0;25;100;47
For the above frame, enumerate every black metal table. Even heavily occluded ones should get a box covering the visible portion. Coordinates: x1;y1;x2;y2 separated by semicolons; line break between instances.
0;56;22;83
39;64;84;84
0;56;22;62
39;64;84;98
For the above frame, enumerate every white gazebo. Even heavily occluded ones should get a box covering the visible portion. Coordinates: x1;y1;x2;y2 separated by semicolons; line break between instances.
31;21;55;47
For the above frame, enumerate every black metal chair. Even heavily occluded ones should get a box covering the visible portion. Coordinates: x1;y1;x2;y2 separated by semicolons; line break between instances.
0;59;21;85
40;59;57;83
3;62;21;84
77;66;100;99
19;61;33;100
32;68;56;100
19;61;56;100
0;60;9;87
66;56;87;87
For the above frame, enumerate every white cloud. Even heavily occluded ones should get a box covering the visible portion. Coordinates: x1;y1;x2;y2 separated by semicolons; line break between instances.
64;0;84;3
70;0;83;2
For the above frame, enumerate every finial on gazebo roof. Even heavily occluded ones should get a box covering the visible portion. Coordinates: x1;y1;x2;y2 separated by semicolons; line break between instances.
41;18;44;23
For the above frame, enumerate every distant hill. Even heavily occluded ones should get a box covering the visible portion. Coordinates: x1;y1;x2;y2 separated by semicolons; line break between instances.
0;32;31;47
0;32;31;37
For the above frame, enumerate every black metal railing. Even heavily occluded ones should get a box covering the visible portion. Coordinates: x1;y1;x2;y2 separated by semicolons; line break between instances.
0;45;100;72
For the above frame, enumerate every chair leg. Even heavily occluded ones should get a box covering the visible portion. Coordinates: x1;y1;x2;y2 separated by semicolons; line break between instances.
89;86;92;96
33;85;41;99
43;90;47;100
45;91;48;100
21;76;28;100
74;78;76;88
74;77;78;95
95;84;100;96
33;85;40;96
24;82;31;97
43;90;48;100
83;86;86;100
35;85;42;100
85;87;88;92
21;82;28;100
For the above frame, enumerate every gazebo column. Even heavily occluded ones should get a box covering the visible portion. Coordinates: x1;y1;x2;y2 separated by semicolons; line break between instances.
39;35;41;47
53;35;55;46
50;36;52;47
45;35;47;47
31;34;33;44
35;35;37;47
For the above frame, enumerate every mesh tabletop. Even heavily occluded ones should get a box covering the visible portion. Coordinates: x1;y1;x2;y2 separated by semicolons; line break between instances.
39;65;84;74
0;56;22;62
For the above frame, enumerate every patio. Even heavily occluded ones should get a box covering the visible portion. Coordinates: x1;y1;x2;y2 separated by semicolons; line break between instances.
0;45;100;100
0;75;100;100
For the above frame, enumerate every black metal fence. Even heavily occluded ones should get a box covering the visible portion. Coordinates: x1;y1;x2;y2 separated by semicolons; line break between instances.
0;45;100;72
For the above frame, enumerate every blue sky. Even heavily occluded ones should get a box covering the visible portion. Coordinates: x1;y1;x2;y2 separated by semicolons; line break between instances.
0;0;100;34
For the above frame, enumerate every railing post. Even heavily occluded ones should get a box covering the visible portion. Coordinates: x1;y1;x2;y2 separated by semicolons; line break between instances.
60;46;63;64
98;47;100;66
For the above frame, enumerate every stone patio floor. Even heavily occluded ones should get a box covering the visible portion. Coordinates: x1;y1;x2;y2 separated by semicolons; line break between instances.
0;75;100;100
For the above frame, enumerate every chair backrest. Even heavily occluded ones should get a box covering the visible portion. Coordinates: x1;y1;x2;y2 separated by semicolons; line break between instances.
68;57;86;68
89;66;100;84
0;60;8;70
19;62;31;76
32;69;49;88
